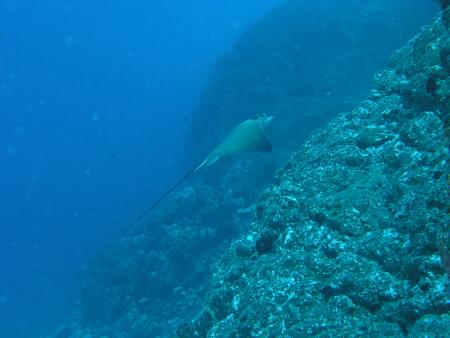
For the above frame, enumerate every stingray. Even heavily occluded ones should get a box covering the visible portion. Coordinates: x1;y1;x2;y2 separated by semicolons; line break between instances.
119;114;273;237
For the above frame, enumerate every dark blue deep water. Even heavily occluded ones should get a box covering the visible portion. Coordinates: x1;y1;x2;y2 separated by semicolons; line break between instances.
0;1;280;336
0;0;442;337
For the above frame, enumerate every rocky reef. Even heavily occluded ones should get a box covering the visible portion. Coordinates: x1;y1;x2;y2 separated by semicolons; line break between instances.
175;11;450;338
48;2;447;338
48;157;277;337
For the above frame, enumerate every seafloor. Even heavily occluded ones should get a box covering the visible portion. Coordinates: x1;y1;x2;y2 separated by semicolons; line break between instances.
50;3;449;338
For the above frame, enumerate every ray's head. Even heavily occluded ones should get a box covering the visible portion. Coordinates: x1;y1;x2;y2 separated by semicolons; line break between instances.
251;113;274;126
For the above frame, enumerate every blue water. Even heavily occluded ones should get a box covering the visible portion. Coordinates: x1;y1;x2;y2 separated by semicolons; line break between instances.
0;1;280;336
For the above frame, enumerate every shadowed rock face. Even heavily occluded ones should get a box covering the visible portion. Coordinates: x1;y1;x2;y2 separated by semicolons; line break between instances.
186;0;439;164
175;12;449;338
437;0;449;9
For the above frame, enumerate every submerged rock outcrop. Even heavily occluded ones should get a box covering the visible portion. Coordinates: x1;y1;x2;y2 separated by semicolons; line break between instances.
49;2;447;338
49;155;279;337
186;0;439;162
175;11;450;338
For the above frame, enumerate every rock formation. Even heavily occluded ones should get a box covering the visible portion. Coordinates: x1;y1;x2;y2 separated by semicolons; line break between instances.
176;10;450;338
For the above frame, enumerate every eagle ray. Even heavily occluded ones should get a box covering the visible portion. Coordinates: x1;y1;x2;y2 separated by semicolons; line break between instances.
119;114;273;237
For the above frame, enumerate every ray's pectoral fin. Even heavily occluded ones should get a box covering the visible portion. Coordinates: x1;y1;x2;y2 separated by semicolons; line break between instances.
250;131;272;152
194;114;273;173
208;114;273;158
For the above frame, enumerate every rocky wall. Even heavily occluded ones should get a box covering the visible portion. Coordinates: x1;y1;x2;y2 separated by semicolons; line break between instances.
176;12;450;338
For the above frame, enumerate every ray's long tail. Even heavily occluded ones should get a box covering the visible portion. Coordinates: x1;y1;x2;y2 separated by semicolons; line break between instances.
118;166;199;238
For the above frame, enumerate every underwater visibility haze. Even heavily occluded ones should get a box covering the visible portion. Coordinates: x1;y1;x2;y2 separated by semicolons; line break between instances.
1;0;448;337
0;0;280;336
